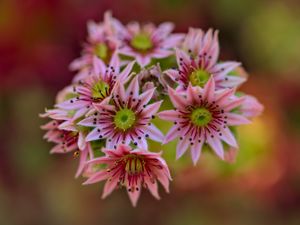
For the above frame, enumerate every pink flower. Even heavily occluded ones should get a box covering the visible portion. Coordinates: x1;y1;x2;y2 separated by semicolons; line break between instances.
41;118;94;178
83;144;171;207
70;11;120;82
78;76;164;149
158;77;250;164
117;22;184;67
56;54;135;119
165;29;246;91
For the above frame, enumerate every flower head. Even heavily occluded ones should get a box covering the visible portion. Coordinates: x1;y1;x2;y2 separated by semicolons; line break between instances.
78;76;164;149
158;77;250;164
40;109;94;177
83;144;171;207
118;22;183;67
56;55;135;119
165;29;246;91
70;11;120;82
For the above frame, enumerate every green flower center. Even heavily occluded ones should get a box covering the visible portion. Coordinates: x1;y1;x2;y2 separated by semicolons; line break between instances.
94;43;108;60
190;107;212;127
114;108;136;131
189;69;210;87
125;154;145;175
130;33;153;52
91;81;110;101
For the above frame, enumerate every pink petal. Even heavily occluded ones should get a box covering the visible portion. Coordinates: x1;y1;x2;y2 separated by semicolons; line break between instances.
102;175;120;199
206;135;224;159
191;138;204;165
158;110;179;121
168;87;186;109
144;124;164;142
136;55;151;67
83;171;109;185
214;62;240;77
164;69;180;82
77;132;86;150
93;56;106;75
219;75;246;88
203;76;215;102
215;88;235;106
75;147;89;178
77;117;98;127
142;101;162;116
126;76;139;98
86;128;102;142
226;113;251;126
223;97;245;111
139;88;155;106
164;125;180;144
154;168;170;193
161;33;184;48
118;61;135;83
176;137;190;159
151;49;172;58
144;177;160;200
109;52;120;74
220;126;238;148
127;183;141;207
175;48;190;67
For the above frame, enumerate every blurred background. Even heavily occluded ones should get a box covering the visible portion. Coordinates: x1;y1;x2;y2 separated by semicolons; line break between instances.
1;0;300;224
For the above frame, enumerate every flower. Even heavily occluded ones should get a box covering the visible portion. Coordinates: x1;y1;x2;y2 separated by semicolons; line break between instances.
78;76;164;149
158;77;250;164
83;144;171;207
117;22;183;67
165;29;246;91
56;54;135;119
70;11;120;82
40;112;94;178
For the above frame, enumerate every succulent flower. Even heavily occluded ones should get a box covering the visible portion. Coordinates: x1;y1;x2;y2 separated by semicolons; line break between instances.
158;77;249;164
117;22;184;67
165;29;246;91
78;76;164;149
83;144;171;207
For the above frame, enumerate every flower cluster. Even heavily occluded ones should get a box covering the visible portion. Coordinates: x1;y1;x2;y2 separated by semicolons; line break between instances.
41;12;263;206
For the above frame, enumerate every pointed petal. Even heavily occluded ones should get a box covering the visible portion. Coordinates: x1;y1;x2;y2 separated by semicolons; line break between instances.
127;183;141;207
145;178;160;200
144;124;164;142
203;76;215;102
164;125;180;144
226;113;251;126
118;60;135;82
83;171;108;185
168;87;186;109
158;110;179;121
102;176;119;199
220;126;238;148
126;76;139;98
142;101;162;117
206;135;224;159
93;56;106;75
75;147;89;178
176;137;190;159
191;138;204;165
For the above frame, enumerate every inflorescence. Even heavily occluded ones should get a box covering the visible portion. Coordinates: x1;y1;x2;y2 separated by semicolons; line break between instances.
41;11;263;207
